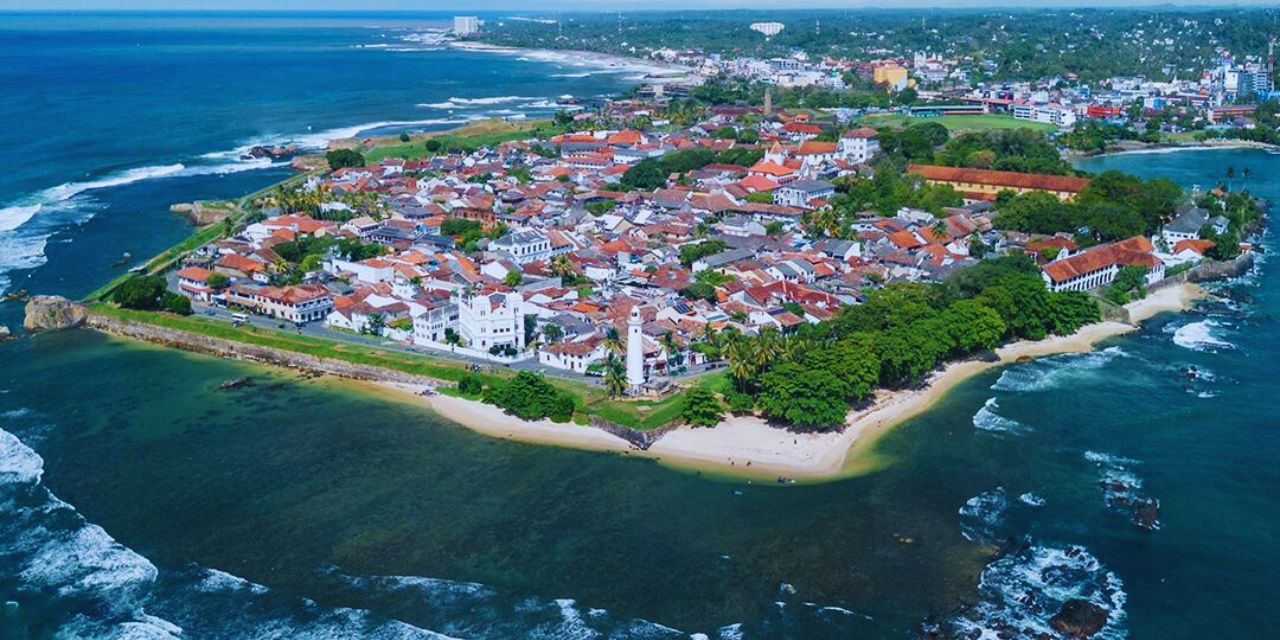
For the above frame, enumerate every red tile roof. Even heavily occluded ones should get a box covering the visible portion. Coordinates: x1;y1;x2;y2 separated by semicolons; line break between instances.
1042;236;1157;284
908;164;1092;194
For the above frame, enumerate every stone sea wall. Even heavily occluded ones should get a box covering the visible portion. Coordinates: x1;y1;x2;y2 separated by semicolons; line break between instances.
87;312;674;444
85;312;440;388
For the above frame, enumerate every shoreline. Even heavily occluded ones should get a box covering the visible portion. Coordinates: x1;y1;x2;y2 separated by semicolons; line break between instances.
379;283;1208;483
449;40;697;81
1068;138;1280;161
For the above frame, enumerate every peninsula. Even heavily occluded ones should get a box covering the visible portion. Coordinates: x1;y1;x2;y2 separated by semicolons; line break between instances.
34;12;1270;482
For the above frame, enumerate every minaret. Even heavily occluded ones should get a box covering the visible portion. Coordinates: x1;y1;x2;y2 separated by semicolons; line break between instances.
626;306;645;390
763;88;773;117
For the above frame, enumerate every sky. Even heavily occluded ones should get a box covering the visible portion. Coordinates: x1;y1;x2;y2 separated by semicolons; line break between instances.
7;1;1280;11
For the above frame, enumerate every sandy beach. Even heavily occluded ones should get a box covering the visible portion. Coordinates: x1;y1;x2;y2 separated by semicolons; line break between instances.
386;283;1207;482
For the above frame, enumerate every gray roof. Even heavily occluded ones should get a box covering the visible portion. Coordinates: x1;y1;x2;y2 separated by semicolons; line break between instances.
1165;206;1209;234
493;229;548;248
780;179;835;194
697;247;755;268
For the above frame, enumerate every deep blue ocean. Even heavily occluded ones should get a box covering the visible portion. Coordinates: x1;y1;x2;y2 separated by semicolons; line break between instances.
1;13;1278;640
0;11;644;308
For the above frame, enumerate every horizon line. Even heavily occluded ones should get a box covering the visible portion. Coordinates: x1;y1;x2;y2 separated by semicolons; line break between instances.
5;4;1280;15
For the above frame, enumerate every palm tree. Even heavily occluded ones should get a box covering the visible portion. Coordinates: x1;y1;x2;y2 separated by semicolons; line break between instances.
931;219;949;244
604;353;628;398
661;331;683;369
1242;167;1252;192
1226;166;1236;192
783;336;812;362
550;255;575;279
725;337;758;392
603;326;623;355
755;328;782;371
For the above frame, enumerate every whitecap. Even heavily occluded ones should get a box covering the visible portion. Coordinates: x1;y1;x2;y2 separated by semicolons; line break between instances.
992;347;1129;392
958;487;1009;544
935;541;1127;639
0;427;44;484
972;397;1028;435
1019;492;1046;507
1172;320;1234;351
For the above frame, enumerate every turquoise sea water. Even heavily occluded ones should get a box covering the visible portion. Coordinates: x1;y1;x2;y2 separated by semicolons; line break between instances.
2;13;1278;640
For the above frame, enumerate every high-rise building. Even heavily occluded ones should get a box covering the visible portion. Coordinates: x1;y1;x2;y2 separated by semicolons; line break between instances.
453;16;482;38
750;22;785;38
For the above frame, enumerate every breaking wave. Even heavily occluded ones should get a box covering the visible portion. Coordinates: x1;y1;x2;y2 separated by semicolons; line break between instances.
930;540;1128;639
992;347;1129;392
972;398;1029;435
958;487;1010;544
1171;320;1235;352
419;95;538;109
0;425;468;638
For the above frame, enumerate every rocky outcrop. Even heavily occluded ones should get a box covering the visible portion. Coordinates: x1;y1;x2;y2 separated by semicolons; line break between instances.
23;296;88;333
1049;599;1109;638
187;204;232;227
241;145;297;161
1189;252;1255;283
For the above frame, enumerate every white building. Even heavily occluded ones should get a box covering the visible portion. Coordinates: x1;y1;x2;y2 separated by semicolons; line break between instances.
538;336;610;373
411;302;459;345
457;290;525;352
236;285;333;323
490;230;552;265
838;128;881;164
453;16;482;37
1012;104;1077;128
750;22;784;38
774;180;835;209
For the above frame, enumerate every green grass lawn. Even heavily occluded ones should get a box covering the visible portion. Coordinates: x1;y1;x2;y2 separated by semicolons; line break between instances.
92;304;695;431
863;113;1059;134
363;120;563;163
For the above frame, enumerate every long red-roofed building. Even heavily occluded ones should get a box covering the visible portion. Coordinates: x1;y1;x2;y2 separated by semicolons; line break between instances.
1041;236;1164;292
908;164;1092;202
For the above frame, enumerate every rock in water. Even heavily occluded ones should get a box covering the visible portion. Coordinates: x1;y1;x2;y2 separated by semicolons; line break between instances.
23;296;88;333
0;325;12;341
1050;599;1109;638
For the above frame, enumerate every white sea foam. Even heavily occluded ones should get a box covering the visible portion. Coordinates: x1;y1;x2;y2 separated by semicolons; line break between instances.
420;95;538;110
972;398;1029;435
1172;320;1235;351
0;162;195;294
992;346;1129;392
717;623;745;640
1019;492;1046;507
940;542;1127;639
0;427;44;485
958;487;1009;544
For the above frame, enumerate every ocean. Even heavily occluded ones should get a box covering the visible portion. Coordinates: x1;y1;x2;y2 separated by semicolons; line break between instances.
2;13;1278;640
0;11;651;310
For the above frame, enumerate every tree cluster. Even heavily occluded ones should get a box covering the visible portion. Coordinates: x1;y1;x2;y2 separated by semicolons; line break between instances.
993;171;1182;243
483;371;576;423
720;257;1099;431
113;275;192;315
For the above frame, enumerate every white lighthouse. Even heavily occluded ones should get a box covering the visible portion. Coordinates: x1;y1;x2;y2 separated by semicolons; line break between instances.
626;306;645;390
